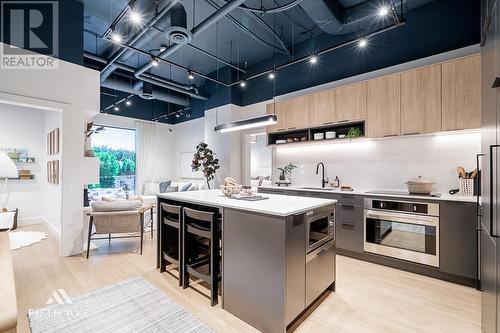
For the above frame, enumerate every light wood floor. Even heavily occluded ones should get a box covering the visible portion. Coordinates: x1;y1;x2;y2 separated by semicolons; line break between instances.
12;224;481;333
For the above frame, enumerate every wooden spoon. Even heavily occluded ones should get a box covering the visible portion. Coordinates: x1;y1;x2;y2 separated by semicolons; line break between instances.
457;166;466;178
470;168;478;179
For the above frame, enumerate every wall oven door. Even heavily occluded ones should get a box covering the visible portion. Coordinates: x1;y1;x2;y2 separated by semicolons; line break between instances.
307;210;335;253
364;210;439;267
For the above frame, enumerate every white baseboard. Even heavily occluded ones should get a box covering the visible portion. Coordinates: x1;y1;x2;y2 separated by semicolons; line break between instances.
19;216;60;240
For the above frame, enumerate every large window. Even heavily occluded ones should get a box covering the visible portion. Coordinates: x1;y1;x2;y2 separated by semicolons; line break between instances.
89;126;136;200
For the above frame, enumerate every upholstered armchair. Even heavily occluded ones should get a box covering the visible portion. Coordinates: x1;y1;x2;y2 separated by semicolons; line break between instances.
87;200;145;258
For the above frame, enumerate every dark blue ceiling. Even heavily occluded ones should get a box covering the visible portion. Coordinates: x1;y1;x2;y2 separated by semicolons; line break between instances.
79;0;480;124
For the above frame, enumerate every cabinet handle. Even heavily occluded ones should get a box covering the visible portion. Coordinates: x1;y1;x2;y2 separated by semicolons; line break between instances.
403;132;420;136
337;119;349;123
277;128;287;132
477;153;484;217
489;145;500;238
493;78;500;88
340;204;355;208
341;222;355;228
383;134;398;137
318;249;328;256
323;121;335;125
288;127;297;130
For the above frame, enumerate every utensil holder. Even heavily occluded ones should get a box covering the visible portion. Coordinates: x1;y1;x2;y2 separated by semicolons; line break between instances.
459;179;474;196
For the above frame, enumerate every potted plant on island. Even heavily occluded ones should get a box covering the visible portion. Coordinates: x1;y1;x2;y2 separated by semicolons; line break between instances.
277;163;297;184
191;142;220;189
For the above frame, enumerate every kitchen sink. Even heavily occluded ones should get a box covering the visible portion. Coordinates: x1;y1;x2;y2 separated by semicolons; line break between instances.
299;187;339;191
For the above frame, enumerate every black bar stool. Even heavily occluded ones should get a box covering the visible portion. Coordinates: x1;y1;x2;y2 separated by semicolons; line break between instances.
160;203;183;287
182;207;221;306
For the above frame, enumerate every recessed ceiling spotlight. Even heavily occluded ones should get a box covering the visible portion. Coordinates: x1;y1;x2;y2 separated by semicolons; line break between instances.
114;106;119;111
175;113;181;118
188;70;195;80
240;81;247;88
159;46;167;53
129;10;142;24
378;5;389;17
111;32;122;44
151;58;159;66
125;100;132;106
268;71;275;79
358;38;368;48
310;55;318;64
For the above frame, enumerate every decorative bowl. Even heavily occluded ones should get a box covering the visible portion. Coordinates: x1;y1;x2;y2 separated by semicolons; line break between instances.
220;185;242;198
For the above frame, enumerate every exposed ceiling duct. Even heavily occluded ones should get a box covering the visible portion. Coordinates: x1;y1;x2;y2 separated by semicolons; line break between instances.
134;0;248;78
100;0;179;82
101;76;190;107
300;0;435;36
164;3;192;45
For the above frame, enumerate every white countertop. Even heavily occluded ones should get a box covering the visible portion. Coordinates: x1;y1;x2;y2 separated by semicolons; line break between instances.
158;190;336;217
258;186;477;203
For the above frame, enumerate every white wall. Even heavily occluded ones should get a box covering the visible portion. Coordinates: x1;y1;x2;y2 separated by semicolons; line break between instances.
0;104;44;223
0;42;100;256
274;131;481;193
171;117;204;182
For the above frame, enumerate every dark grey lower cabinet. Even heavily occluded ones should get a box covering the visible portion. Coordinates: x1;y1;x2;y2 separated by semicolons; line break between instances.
481;227;497;333
336;203;364;253
439;201;477;278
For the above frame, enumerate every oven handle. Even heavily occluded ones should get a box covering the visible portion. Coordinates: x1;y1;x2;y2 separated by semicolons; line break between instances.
364;210;438;227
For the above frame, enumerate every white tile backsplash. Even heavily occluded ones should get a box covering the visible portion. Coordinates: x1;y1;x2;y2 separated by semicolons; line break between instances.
274;131;481;193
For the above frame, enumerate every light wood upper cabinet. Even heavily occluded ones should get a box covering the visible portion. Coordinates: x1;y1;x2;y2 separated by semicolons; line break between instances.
335;82;367;122
285;95;310;130
266;101;287;133
309;89;336;127
442;55;481;130
400;64;442;135
367;74;401;138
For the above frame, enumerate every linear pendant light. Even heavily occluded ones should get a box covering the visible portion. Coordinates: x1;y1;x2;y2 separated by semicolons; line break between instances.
214;114;277;133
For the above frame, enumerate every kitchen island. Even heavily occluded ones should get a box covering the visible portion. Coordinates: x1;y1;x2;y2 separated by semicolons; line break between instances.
157;190;337;333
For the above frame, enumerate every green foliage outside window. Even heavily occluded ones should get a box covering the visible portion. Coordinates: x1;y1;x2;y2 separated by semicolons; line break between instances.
88;146;136;189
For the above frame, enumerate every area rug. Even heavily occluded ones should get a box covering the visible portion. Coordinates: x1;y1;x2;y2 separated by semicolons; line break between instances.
9;231;48;250
28;277;215;333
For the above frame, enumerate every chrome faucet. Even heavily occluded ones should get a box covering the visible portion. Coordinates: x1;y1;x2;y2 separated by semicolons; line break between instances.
316;162;329;188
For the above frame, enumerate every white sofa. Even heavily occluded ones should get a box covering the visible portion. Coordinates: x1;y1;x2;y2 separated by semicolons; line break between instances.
140;180;207;206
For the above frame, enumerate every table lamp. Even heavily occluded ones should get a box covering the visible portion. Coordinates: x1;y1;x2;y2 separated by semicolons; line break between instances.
0;151;18;212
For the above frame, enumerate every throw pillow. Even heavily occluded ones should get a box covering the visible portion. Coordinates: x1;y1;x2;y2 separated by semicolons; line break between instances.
261;179;273;187
250;179;260;187
165;186;178;192
143;182;160;195
159;180;171;193
180;183;192;191
187;184;198;191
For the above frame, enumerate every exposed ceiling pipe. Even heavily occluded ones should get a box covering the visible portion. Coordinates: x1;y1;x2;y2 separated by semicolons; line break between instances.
300;0;433;36
205;0;290;57
229;20;406;86
101;76;190;107
86;52;208;100
134;0;248;79
100;0;179;82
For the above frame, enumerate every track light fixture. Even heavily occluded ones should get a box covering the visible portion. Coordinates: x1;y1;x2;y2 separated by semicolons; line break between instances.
358;38;368;48
114;106;119;111
309;55;318;64
240;81;247;88
129;10;142;24
125;100;132;106
378;5;389;17
268;71;275;79
188;70;195;80
151;58;159;66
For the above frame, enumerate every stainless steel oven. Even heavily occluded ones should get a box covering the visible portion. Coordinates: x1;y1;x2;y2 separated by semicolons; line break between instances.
364;198;440;267
306;206;335;253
